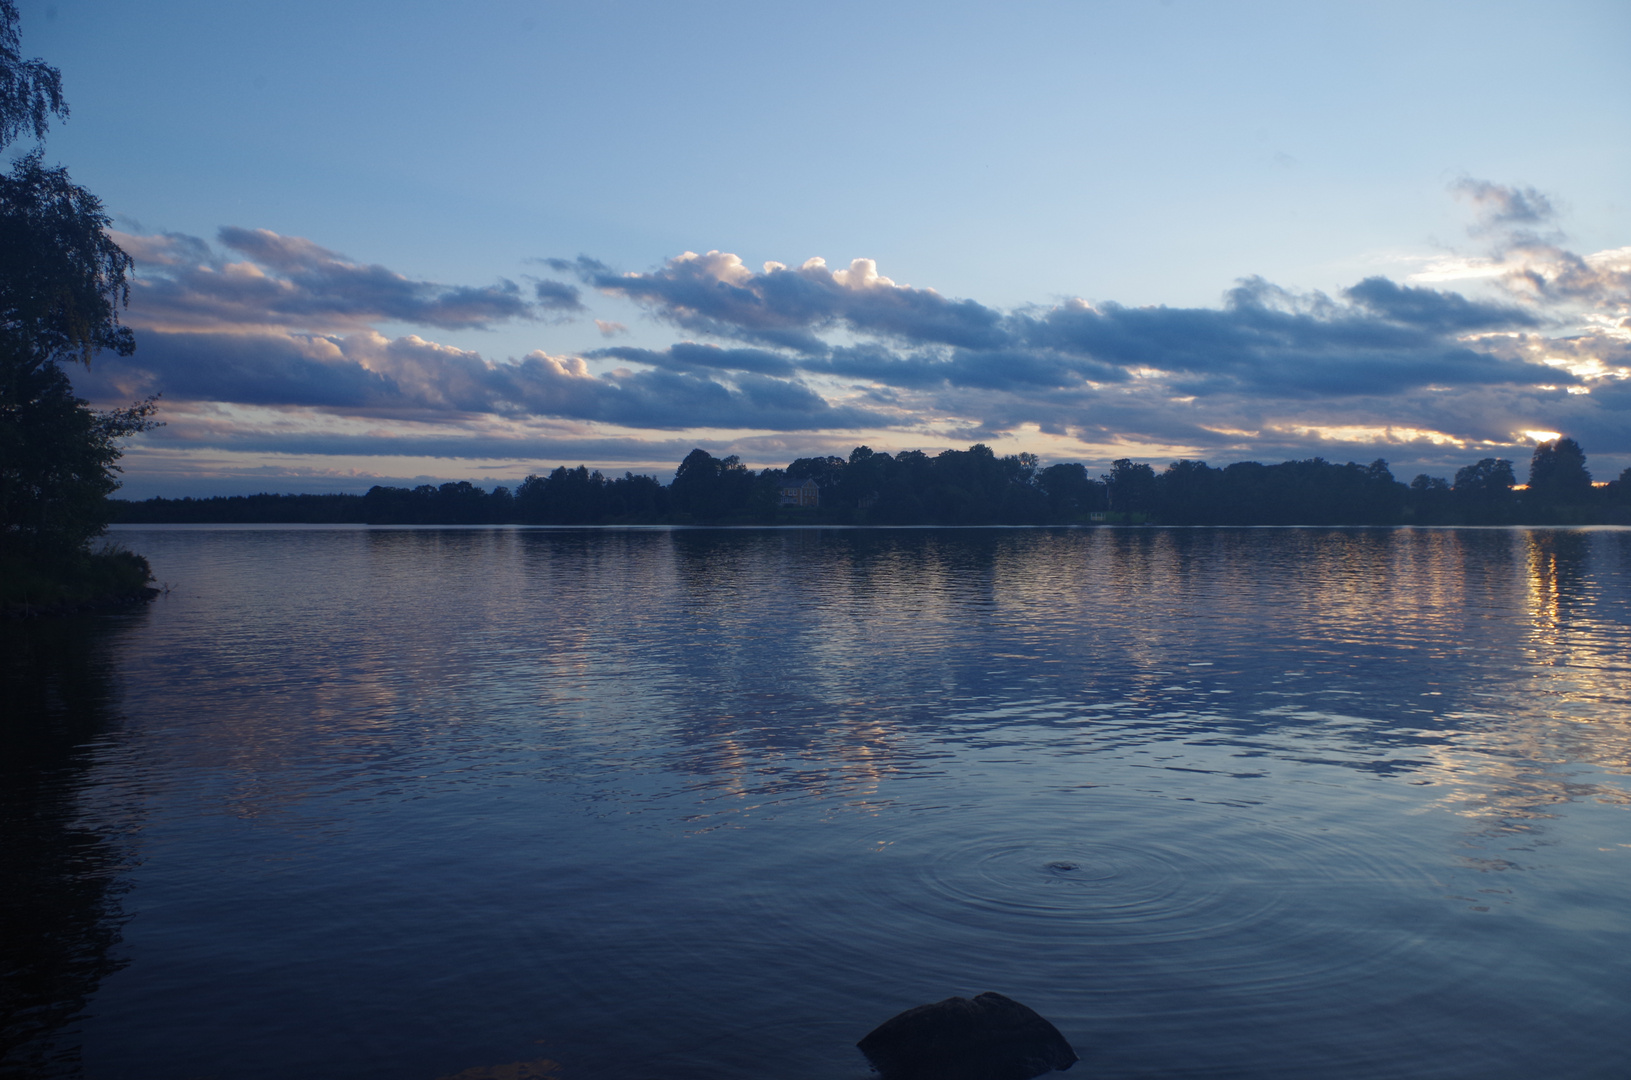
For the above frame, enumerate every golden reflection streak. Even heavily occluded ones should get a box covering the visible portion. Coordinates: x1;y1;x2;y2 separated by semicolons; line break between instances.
1420;531;1631;844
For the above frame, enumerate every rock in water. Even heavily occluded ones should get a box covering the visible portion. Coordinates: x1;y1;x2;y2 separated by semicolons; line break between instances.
857;991;1078;1080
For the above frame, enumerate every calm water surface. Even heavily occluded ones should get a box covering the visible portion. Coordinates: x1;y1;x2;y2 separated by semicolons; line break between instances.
4;526;1630;1079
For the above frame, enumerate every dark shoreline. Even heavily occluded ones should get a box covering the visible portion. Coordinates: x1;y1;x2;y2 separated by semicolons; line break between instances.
111;502;1631;528
0;550;158;620
107;439;1631;529
0;585;158;620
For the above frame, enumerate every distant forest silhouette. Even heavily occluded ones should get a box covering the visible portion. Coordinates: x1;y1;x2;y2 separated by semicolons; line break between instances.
114;438;1631;527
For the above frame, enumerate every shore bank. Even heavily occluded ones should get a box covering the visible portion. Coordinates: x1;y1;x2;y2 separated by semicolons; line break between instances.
1;550;157;619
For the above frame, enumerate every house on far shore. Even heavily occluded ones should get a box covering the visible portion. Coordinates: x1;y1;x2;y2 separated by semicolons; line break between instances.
778;478;820;507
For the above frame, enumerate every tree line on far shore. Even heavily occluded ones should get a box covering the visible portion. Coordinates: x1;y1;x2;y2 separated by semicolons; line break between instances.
113;437;1631;527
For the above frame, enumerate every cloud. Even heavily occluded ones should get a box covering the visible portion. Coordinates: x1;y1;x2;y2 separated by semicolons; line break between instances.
1434;180;1631;318
1453;178;1558;232
493;352;878;430
555;250;1006;353
82;331;395;408
590;343;798;377
1018;283;1555;399
595;319;628;337
129;423;707;464
115;227;536;333
1496;244;1631;312
78;328;882;432
1340;276;1538;333
534;280;585;311
541;248;1566;403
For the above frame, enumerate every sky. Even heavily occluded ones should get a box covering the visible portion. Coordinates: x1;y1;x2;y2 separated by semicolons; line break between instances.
18;0;1631;497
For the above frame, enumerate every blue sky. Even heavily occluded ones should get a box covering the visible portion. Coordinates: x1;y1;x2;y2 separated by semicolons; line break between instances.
21;0;1631;496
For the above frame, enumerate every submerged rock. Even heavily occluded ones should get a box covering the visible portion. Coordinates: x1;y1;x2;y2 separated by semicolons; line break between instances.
857;991;1078;1080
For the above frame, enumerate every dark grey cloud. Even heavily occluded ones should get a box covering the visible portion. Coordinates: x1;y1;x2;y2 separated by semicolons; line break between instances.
590;343;798;377
87;331;395;408
117;228;535;332
815;343;1128;392
533;280;585;311
1341;276;1538;333
1021;285;1557;399
79;329;881;433
496;352;878;430
214;227;532;328
540;249;1569;402
130;428;709;467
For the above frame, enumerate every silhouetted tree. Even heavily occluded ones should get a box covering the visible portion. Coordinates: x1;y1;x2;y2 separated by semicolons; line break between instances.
1;365;157;551
1452;457;1515;523
602;472;668;520
1453;457;1515;495
1148;457;1402;525
1408;474;1452;523
1;3;156;557
1349;458;1404;523
835;446;897;514
670;448;755;521
511;467;666;524
1156;460;1222;523
1036;462;1102;520
0;0;65;148
1103;459;1157;515
1527;437;1592;502
519;467;596;523
1606;466;1631;514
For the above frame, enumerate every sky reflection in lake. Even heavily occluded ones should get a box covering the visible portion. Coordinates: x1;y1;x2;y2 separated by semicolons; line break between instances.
4;526;1629;1079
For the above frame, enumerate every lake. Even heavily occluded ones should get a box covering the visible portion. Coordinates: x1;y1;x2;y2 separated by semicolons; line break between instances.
3;525;1629;1079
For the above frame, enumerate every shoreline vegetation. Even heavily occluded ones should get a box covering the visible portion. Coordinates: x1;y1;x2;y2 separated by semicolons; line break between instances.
114;440;1631;529
0;547;155;617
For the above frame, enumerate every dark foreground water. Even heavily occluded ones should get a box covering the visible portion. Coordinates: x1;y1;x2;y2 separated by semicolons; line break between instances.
3;526;1630;1079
